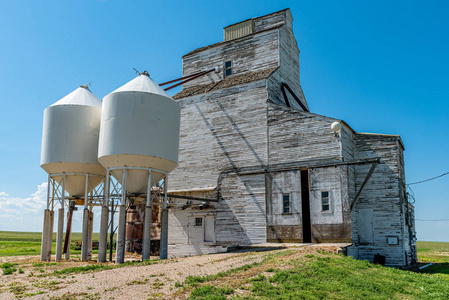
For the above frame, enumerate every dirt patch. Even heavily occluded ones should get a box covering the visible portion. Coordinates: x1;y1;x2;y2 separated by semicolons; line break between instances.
0;245;343;299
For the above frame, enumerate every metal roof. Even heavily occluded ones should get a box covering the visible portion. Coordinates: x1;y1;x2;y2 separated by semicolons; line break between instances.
50;86;101;107
110;73;171;98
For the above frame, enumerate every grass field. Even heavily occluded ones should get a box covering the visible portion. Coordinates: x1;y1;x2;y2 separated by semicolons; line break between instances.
0;231;102;257
416;241;449;263
179;249;449;299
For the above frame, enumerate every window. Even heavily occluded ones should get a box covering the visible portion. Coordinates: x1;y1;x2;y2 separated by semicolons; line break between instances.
282;194;291;214
195;217;203;227
224;61;232;77
321;191;330;212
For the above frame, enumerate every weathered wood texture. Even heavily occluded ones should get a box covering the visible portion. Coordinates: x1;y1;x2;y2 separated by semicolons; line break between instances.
267;170;303;242
267;103;341;164
254;9;292;32
348;133;414;266
182;29;279;89
216;173;267;245
166;8;415;266
169;80;268;190
309;166;352;242
266;25;306;110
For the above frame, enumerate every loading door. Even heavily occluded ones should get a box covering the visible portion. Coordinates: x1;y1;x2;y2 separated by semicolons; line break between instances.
301;170;312;243
204;216;215;242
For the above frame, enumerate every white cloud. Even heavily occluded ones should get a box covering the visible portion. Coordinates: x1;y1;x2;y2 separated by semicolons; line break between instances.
0;183;109;233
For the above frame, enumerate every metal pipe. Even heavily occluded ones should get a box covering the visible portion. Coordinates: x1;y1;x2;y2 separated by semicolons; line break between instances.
142;170;153;260
46;175;51;209
159;67;217;86
109;199;115;262
164;68;217;91
84;174;89;209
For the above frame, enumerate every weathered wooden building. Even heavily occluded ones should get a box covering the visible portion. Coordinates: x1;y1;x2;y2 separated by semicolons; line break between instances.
166;9;417;267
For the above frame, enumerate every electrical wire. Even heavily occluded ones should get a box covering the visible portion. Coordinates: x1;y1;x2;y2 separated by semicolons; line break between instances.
416;219;449;221
407;171;449;186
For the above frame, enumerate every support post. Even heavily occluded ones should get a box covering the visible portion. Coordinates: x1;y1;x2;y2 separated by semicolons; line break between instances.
46;210;54;261
64;208;72;260
98;206;109;262
87;209;94;260
40;209;50;261
116;204;126;264
81;174;89;261
55;207;64;261
81;208;89;261
116;169;127;264
98;177;109;263
109;200;114;262
160;175;168;260
160;209;168;260
142;170;152;261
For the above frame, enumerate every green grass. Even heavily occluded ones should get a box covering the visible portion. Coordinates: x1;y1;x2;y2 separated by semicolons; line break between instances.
186;251;449;299
417;241;449;263
0;231;103;257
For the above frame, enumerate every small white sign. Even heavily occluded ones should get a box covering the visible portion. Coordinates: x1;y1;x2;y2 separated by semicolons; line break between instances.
387;237;399;245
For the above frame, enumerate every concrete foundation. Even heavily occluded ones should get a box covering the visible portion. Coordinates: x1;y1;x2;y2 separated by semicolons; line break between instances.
87;210;94;260
142;206;152;260
64;210;72;260
55;208;64;261
81;208;89;261
46;210;54;261
40;209;51;261
160;208;168;259
116;205;126;264
98;205;109;262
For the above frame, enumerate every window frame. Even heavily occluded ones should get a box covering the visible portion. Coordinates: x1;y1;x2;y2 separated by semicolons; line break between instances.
194;217;203;227
224;60;232;77
321;190;331;213
282;193;292;214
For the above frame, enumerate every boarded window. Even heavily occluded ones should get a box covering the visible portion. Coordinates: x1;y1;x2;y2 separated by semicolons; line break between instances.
321;191;330;212
204;216;215;242
195;217;203;227
283;194;291;213
358;208;374;244
224;61;232;77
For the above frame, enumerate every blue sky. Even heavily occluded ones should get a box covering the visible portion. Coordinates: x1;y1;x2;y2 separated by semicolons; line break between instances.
0;0;448;241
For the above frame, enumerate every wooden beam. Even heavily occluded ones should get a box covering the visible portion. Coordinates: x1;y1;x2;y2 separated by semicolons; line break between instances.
350;162;378;210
